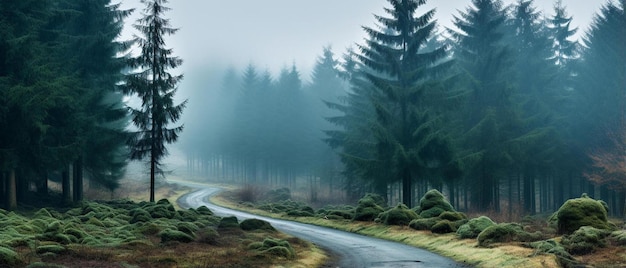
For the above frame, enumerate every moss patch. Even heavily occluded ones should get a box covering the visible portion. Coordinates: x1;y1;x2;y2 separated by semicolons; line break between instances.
457;216;496;239
240;218;275;232
477;223;542;247
378;204;418;226
561;226;610;255
416;189;455;218
554;194;612;235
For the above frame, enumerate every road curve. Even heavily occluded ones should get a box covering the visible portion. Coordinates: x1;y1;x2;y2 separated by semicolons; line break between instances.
177;186;469;268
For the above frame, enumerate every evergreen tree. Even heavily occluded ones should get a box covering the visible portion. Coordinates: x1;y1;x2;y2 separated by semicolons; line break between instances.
450;0;519;211
123;0;186;202
352;0;453;206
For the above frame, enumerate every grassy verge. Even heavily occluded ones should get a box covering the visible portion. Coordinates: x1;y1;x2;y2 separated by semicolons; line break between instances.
211;191;559;268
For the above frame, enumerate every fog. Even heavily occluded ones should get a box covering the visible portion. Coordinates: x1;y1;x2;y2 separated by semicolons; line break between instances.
119;0;624;215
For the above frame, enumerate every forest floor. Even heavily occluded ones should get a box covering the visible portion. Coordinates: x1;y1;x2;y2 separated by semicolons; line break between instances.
212;187;626;268
3;179;327;268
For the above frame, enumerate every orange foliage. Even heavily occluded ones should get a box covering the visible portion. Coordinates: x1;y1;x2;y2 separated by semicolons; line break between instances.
586;128;626;191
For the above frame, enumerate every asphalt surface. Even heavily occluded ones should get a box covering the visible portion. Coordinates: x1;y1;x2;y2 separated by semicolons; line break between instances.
177;185;470;268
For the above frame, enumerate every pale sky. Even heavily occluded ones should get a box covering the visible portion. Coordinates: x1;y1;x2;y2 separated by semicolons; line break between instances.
118;0;606;81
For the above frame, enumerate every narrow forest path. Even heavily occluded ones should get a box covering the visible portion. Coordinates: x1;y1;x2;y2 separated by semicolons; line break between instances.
176;185;469;268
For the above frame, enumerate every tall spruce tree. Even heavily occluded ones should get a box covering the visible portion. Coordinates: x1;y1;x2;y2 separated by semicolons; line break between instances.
354;0;453;206
124;0;186;202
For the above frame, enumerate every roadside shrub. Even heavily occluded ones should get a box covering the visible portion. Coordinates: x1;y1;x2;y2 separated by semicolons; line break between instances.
378;204;418;226
250;237;295;259
456;216;495;239
159;229;194;243
554;194;612;235
561;226;610;255
264;188;291;202
177;222;200;235
196;206;214;216
218;216;239;229
240;218;275;231
326;209;354;220
36;244;66;255
409;218;438;230
477;223;542;247
353;193;386;221
416;189;455;218
196;228;219;245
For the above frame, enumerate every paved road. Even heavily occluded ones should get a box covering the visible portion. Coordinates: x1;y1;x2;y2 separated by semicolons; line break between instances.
177;186;469;268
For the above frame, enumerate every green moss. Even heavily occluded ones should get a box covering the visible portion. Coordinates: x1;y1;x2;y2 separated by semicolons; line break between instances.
218;216;239;229
129;208;152;224
438;211;467;221
610;230;626;246
240;218;275;231
431;220;456;234
529;239;580;268
144;203;176;219
353;194;386;222
85;217;105;227
326;209;354;220
456;216;496;239
249;237;295;259
416;189;455;218
409;218;438;230
477;223;542;247
159;229;195;243
177;222;200;235
261;246;295;259
34;208;54;219
0;246;20;267
555;195;612;235
196;206;214;216
561;226;610;255
378;204;418;226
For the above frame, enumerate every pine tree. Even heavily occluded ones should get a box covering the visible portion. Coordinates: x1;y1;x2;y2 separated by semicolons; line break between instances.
353;0;453;207
123;0;186;202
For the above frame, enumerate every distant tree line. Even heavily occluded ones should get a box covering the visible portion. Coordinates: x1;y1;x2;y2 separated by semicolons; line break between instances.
0;0;132;210
184;0;625;216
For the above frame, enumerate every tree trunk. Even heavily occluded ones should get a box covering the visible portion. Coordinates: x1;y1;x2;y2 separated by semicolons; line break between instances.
7;169;17;210
73;158;84;202
402;168;413;207
62;167;71;203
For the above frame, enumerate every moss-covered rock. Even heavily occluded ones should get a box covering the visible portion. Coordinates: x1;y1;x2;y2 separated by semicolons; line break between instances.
159;229;195;243
610;230;626;246
409;218;438;231
416;189;455;218
438;211;467;221
240;218;275;231
561;226;610;255
477;223;542;247
554;194;612;235
378;204;418;226
353;194;386;222
218;216;240;229
431;220;456;234
456;216;496;239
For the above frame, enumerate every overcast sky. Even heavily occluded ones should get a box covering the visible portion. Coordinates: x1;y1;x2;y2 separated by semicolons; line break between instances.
118;0;606;81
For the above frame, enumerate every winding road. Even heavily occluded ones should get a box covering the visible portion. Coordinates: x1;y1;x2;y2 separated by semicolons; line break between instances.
177;185;469;268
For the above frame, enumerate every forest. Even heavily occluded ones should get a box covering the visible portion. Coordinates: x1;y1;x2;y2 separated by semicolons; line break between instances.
181;0;626;217
0;0;625;219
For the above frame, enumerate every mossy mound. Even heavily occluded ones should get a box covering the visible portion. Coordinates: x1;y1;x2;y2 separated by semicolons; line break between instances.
196;228;219;244
36;244;66;254
0;246;20;267
129;208;152;224
554;194;612;235
438;211;467;221
196;206;214;216
325;209;354;220
477;223;542;247
610;230;626;246
431;220;456;234
353;193;385;221
378;204;418;226
415;189;455;218
249;237;295;259
240;218;275;231
456;216;496;239
409;218;438;230
264;188;291;202
159;229;195;243
218;216;240;229
529;239;580;268
561;226;610;255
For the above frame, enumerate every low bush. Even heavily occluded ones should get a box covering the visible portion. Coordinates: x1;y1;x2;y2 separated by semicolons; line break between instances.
529;239;580;268
431;220;456;234
218;216;240;229
353;193;385;222
554;194;613;235
240;218;275;231
249;237;296;259
0;246;20;267
159;229;195;243
416;189;455;218
409;218;438;231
